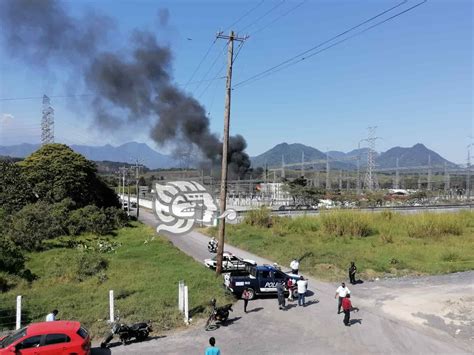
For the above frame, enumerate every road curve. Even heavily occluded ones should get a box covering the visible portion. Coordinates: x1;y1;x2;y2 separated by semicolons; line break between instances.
92;209;472;354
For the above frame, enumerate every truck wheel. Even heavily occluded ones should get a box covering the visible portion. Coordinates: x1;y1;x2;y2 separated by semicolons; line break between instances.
292;289;298;299
246;288;255;300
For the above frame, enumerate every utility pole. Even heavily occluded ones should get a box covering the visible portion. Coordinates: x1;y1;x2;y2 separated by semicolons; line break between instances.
444;162;450;194
119;166;128;210
301;151;305;178
134;159;143;219
215;30;247;275
394;157;400;189
427;155;432;191
467;143;472;200
281;155;286;179
325;150;330;191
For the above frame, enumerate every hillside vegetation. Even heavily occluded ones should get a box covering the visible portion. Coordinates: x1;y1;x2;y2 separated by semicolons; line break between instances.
207;209;474;280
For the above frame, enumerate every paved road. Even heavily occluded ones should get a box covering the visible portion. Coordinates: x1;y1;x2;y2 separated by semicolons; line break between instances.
92;210;472;354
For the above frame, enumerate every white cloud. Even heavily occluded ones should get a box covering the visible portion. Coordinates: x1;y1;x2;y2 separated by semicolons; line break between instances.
1;113;14;126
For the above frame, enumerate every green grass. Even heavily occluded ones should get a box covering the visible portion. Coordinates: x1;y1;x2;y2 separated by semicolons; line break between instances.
207;210;474;281
0;222;231;336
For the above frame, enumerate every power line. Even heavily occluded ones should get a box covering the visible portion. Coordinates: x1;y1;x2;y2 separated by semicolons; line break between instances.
250;0;307;37
183;39;217;90
233;0;419;89
239;0;286;33
223;0;265;33
192;41;229;95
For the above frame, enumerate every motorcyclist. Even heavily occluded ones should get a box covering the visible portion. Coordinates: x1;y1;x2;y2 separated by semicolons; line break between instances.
208;237;218;252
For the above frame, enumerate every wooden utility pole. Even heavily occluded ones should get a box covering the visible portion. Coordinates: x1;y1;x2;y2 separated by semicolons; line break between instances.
215;30;247;275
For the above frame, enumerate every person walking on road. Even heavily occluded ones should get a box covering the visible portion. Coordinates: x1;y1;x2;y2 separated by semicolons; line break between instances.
276;281;286;310
242;288;251;313
290;258;300;275
349;262;357;284
296;276;308;307
287;278;295;301
205;337;221;355
342;294;353;326
335;282;351;314
45;309;58;322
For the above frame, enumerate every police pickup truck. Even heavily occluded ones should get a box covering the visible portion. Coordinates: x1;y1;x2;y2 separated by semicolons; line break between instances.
224;265;300;299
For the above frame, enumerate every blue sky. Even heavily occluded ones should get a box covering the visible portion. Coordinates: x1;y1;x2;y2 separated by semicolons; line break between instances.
0;0;472;163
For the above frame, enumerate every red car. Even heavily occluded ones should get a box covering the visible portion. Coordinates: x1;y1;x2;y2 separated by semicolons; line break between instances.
0;321;91;355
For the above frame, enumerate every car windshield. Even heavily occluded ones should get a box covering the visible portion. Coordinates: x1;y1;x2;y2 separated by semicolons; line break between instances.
0;328;27;348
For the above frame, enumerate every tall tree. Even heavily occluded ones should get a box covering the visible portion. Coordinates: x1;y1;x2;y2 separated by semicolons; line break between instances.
0;161;36;214
20;144;119;208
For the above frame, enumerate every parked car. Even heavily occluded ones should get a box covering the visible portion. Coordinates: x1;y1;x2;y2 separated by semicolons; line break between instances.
0;321;91;355
204;252;256;272
224;264;301;299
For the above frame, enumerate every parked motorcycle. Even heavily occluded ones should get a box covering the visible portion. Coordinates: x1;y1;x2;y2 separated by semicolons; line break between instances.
101;319;152;347
208;240;218;253
205;299;233;330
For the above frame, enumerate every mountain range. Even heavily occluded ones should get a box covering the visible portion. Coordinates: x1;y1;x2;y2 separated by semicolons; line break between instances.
250;142;457;170
0;141;457;170
0;142;175;169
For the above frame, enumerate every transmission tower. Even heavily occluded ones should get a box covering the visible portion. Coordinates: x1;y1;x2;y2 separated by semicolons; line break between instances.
41;95;54;145
444;162;450;193
363;126;379;191
325;151;330;190
467;144;472;199
281;155;286;179
427;155;432;191
394;157;400;189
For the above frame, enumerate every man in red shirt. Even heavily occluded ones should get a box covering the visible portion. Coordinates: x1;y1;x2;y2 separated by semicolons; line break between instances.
342;294;352;326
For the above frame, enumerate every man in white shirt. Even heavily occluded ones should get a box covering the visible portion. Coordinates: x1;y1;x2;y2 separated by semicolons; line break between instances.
45;309;58;322
296;276;308;306
335;282;350;314
290;259;300;275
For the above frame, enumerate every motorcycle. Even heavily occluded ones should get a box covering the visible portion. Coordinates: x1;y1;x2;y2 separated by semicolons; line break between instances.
208;240;218;253
205;299;233;330
101;319;153;347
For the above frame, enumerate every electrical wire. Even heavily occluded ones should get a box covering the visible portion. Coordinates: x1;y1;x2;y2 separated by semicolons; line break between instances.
183;38;217;90
233;0;414;89
223;0;266;33
191;41;228;95
239;0;286;33
250;0;307;37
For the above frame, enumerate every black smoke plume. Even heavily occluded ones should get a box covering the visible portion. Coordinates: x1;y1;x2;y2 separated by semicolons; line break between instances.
0;0;251;175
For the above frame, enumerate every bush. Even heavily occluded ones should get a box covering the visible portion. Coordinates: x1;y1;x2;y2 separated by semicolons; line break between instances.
244;207;273;228
0;236;25;274
7;201;72;250
406;213;464;238
321;211;374;237
68;206;127;236
275;216;319;234
73;252;109;282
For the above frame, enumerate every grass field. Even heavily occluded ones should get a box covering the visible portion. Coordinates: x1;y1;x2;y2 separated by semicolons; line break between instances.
0;222;231;337
207;210;474;281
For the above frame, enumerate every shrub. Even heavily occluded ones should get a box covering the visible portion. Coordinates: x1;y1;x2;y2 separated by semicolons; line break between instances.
244;207;273;228
276;216;320;234
73;252;109;282
321;211;374;237
406;213;464;238
0;236;25;274
68;206;126;236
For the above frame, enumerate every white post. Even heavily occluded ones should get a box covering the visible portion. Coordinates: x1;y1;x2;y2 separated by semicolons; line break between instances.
178;280;184;313
16;295;21;330
183;286;189;324
109;290;114;322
